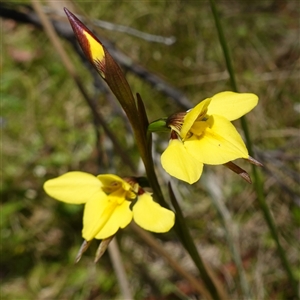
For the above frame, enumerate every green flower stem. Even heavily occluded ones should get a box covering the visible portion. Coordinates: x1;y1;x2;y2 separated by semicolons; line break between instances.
143;153;224;300
132;104;224;299
130;223;213;299
209;0;298;298
65;9;223;297
205;173;252;299
251;165;299;298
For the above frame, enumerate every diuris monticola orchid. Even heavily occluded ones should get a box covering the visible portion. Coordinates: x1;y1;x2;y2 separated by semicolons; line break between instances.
44;172;175;241
161;91;258;184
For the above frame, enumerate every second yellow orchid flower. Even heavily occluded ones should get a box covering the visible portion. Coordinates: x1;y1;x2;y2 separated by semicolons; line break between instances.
160;91;259;184
44;172;175;241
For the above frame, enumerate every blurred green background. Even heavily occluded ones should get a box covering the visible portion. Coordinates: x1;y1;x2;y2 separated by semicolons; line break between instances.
2;1;299;299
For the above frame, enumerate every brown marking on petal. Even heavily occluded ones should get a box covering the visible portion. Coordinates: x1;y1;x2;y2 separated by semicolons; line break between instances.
137;186;146;196
122;177;140;197
167;112;186;134
123;177;138;187
170;130;180;140
195;108;208;121
102;181;122;194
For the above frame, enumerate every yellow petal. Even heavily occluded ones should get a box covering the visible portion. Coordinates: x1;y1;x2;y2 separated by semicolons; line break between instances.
190;120;209;137
133;193;175;232
185;115;248;165
181;98;211;139
161;139;203;184
97;174;132;192
207;91;258;121
82;192;117;240
94;200;132;239
44;171;102;204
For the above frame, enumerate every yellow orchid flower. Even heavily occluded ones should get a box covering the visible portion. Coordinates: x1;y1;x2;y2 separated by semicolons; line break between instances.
44;172;175;241
161;91;259;184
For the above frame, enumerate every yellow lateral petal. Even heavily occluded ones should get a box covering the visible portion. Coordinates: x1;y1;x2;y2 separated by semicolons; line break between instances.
185;115;248;165
207;91;258;121
133;193;175;232
94;200;132;239
161;139;203;184
82;192;117;240
181;98;211;139
44;171;102;204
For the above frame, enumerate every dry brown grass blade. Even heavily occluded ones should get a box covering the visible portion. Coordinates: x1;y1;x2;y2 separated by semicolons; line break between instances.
130;223;214;300
107;239;133;300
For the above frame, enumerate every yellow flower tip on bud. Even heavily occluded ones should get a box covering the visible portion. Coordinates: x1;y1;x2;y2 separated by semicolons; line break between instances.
64;8;106;77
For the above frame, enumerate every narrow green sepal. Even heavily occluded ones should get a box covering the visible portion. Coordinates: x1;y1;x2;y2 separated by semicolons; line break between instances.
148;118;169;133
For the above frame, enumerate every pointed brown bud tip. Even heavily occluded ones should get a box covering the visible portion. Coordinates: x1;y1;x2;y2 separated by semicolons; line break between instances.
64;8;106;77
64;8;88;41
247;156;263;167
64;8;95;41
64;8;93;57
94;236;114;263
75;240;91;263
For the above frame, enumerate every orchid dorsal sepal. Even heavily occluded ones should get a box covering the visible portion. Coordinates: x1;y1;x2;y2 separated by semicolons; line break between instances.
148;118;169;133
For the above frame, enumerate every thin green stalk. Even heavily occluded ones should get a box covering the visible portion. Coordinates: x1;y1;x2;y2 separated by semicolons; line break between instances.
142;144;223;300
209;0;298;298
205;173;252;299
136;101;223;298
